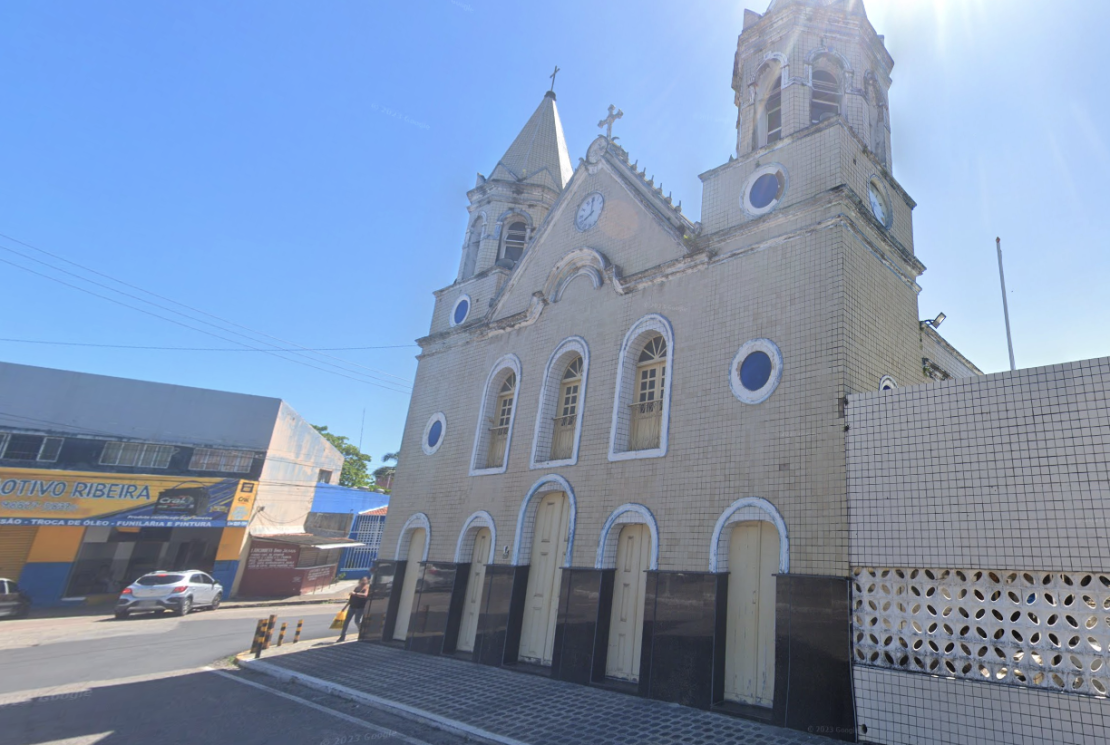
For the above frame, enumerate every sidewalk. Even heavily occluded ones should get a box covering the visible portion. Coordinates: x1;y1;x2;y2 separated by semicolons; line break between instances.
239;642;842;745
223;579;358;610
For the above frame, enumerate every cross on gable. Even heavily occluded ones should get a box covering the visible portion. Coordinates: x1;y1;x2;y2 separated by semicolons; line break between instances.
598;104;623;140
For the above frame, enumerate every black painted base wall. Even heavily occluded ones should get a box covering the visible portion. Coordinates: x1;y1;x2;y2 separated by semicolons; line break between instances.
408;561;459;655
640;571;719;708
473;565;529;667
551;567;613;685
360;559;400;642
772;575;856;742
369;561;855;742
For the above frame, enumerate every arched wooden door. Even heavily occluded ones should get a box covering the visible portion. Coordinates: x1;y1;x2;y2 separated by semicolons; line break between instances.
605;523;651;681
456;527;491;653
518;492;569;665
724;521;778;706
393;528;426;642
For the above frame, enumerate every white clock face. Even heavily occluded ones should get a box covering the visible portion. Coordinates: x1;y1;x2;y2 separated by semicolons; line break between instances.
575;193;604;231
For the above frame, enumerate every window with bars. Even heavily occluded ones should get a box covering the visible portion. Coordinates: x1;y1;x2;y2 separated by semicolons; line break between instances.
0;433;64;462
487;373;516;468
551;357;583;460
502;220;528;263
630;336;667;450
811;69;840;124
100;441;174;469
189;448;255;473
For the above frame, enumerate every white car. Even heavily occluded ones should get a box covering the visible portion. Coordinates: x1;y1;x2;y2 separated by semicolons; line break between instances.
115;570;223;619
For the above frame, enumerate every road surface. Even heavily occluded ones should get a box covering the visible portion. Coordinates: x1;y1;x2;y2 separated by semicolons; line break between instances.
0;603;476;745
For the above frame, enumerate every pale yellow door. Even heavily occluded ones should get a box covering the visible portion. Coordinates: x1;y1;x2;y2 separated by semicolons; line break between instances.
456;527;491;652
605;523;651;681
724;521;779;706
518;492;569;665
393;528;426;642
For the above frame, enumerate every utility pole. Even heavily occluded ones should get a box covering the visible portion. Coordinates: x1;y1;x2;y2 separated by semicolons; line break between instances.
996;237;1016;371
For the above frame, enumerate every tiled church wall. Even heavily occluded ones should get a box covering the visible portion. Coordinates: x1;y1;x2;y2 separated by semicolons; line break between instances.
386;221;860;579
847;357;1110;744
847;357;1110;571
854;666;1110;745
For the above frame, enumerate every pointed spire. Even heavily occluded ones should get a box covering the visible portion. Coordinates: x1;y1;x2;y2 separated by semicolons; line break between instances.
490;93;573;192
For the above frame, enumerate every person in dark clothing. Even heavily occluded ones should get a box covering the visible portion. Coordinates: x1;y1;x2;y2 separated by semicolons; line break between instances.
338;576;371;642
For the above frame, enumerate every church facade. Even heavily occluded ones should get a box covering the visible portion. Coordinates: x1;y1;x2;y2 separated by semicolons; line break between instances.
359;1;1110;743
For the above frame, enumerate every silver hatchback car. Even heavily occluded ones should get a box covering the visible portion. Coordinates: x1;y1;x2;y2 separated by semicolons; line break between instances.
115;570;223;619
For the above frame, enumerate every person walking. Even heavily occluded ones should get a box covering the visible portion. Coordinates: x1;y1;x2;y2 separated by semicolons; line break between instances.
338;576;370;642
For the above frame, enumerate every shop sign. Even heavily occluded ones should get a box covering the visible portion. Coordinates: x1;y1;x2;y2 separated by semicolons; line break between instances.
0;467;257;528
246;546;299;570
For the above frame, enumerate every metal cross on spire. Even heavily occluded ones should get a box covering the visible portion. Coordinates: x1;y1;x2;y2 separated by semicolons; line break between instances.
598;104;623;140
549;65;560;93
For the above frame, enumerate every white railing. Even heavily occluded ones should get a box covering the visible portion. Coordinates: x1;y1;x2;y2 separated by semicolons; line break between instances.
628;401;662;451
486;426;509;468
550;415;577;460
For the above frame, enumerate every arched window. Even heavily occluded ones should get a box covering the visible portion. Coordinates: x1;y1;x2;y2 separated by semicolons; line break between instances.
503;220;528;263
630;336;666;450
460;219;482;280
550;357;582;461
811;69;840;124
488;373;516;468
531;337;589;468
609;315;673;461
470;355;521;475
765;78;783;143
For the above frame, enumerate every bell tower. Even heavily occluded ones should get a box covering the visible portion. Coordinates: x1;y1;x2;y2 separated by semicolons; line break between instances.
456;89;572;283
733;0;892;168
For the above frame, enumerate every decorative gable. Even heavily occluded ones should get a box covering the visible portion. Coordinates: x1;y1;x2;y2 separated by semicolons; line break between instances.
488;136;698;324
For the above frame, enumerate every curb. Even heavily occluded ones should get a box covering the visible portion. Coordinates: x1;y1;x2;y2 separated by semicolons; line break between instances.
235;655;526;745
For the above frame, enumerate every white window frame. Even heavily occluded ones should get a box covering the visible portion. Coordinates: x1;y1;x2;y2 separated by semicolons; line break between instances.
100;441;175;469
608;314;674;462
0;433;64;463
729;338;783;405
189;448;255;473
742;163;789;217
450;294;472;327
530;337;589;469
422;412;447;455
469;354;523;476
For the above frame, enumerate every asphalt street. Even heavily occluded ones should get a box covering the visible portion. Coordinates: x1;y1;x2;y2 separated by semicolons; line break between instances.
0;603;339;694
0;665;473;745
0;603;478;745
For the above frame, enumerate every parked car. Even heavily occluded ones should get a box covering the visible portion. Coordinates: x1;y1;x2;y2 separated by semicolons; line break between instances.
0;578;31;619
115;570;223;619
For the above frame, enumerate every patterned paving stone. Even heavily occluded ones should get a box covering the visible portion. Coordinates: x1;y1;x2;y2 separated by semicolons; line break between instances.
257;643;840;745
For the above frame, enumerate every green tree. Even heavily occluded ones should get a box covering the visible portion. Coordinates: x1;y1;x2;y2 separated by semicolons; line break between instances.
313;425;373;488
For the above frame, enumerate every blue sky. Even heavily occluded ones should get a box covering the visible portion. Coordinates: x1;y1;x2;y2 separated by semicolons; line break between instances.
1;0;1107;465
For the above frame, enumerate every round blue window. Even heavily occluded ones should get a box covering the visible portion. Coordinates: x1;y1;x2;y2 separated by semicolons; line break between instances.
427;420;443;448
740;351;772;391
453;298;470;325
749;173;782;209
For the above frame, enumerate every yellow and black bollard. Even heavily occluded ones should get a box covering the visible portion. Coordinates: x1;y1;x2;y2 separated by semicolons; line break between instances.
263;614;277;650
293;619;303;644
277;622;287;647
252;619;267;658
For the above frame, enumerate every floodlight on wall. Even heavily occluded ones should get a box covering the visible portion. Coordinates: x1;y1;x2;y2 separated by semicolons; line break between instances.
921;312;946;329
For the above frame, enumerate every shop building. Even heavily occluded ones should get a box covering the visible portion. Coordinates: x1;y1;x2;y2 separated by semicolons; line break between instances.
306;484;389;580
0;361;343;606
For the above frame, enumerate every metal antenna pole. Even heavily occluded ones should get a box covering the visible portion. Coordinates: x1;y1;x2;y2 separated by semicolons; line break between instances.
996;237;1016;371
